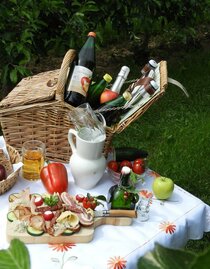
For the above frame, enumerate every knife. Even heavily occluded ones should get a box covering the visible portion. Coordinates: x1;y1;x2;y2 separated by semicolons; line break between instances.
94;209;137;218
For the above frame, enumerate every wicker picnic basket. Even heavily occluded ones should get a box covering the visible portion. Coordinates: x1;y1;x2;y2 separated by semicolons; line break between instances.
0;144;21;194
0;49;168;163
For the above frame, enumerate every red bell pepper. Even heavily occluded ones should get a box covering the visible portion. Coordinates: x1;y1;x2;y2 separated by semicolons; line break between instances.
40;163;68;194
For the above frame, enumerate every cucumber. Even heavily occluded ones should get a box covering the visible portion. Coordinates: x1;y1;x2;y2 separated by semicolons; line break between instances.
7;211;17;222
8;193;20;202
30;193;42;199
114;147;148;162
62;229;74;236
27;226;44;236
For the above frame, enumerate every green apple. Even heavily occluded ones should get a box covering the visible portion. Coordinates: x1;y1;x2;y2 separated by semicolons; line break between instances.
152;176;174;200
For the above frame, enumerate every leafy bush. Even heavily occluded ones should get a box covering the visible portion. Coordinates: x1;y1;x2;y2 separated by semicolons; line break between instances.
0;0;209;98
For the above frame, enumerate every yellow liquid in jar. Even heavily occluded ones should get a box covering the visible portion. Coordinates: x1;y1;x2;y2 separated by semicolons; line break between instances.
22;150;44;180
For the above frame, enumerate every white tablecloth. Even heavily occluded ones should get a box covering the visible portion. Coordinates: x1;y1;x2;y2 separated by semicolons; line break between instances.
0;166;210;269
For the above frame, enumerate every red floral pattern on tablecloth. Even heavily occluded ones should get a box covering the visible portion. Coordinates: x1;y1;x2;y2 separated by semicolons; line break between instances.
49;243;77;268
107;256;127;269
159;221;176;234
139;189;153;198
49;242;76;252
139;189;153;204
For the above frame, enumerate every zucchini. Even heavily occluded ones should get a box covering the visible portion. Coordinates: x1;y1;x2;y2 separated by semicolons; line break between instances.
7;211;17;222
114;147;148;162
62;229;74;236
27;226;44;236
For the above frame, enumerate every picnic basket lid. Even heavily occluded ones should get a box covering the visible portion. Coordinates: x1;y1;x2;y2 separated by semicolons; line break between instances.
0;50;76;110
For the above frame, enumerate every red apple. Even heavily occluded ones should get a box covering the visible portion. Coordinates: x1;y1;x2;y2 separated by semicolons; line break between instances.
100;89;119;104
152;176;174;200
0;164;7;181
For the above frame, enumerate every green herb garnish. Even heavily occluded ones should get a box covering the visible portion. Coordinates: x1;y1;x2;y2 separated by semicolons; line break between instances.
43;194;59;206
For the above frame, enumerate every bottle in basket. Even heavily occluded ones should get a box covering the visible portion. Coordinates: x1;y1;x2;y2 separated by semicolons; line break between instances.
124;80;158;111
87;73;112;109
65;32;96;107
100;66;130;104
141;59;158;75
108;166;139;210
97;91;132;126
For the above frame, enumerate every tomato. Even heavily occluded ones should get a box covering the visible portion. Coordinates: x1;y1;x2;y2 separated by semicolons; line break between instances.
132;159;145;175
108;161;119;172
120;160;132;170
43;210;54;221
76;194;85;203
82;197;97;210
34;196;44;206
133;158;145;165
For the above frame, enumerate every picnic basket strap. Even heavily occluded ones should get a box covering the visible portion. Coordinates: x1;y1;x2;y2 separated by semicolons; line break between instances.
55;49;76;101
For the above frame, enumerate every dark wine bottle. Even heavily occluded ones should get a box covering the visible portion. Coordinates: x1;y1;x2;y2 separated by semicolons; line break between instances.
65;32;96;106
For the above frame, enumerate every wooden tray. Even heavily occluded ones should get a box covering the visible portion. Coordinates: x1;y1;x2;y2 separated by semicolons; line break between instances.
7;216;132;244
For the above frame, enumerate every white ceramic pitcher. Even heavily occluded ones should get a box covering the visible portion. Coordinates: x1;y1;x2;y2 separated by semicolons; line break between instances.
68;128;106;189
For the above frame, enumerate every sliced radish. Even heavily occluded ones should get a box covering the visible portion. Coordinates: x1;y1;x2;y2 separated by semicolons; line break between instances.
34;196;44;206
43;210;54;221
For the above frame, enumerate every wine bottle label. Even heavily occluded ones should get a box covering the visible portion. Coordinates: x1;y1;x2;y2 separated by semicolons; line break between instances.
66;66;93;96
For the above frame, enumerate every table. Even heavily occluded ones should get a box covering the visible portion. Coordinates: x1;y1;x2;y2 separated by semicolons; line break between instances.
0;166;210;269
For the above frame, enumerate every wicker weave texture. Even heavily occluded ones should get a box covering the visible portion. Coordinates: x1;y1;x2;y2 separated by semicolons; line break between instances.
0;50;167;163
0;145;21;194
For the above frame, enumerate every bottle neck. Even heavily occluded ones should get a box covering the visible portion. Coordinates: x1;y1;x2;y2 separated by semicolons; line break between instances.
120;173;130;186
119;168;130;187
111;66;130;94
111;77;125;93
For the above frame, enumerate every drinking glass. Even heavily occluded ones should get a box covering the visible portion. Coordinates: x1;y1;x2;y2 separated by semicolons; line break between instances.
22;140;45;180
69;103;106;142
136;194;152;222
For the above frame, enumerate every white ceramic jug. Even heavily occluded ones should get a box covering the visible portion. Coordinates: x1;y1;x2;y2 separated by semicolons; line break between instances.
68;128;106;189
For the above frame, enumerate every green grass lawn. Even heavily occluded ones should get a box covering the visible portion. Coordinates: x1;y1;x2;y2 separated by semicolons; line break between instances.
112;44;210;251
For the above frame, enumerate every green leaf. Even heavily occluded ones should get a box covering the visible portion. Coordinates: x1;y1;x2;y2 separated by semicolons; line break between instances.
9;69;17;84
0;239;30;269
191;247;210;269
130;170;138;185
43;194;59;206
137;243;195;269
95;195;107;202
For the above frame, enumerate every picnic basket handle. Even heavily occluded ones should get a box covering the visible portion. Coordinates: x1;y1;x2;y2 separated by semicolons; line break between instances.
56;49;76;101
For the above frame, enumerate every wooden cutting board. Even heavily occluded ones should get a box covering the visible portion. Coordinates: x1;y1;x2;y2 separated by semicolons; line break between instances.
7;216;132;244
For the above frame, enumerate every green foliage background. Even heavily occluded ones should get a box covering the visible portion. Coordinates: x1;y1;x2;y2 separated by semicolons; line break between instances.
0;0;210;96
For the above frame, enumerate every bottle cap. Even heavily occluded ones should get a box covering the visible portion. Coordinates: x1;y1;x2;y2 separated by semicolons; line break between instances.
148;59;158;69
103;74;112;83
150;80;159;90
121;166;131;174
145;80;158;95
88;32;96;37
123;91;132;102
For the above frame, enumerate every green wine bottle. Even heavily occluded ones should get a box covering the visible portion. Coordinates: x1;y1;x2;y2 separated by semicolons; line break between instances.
97;91;131;126
108;166;139;210
87;73;112;108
